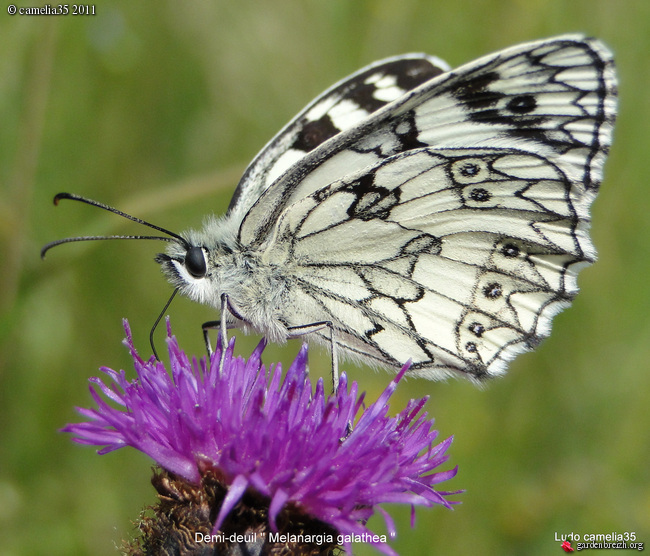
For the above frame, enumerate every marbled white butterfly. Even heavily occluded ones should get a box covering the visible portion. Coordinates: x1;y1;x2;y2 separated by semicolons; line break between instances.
43;35;617;382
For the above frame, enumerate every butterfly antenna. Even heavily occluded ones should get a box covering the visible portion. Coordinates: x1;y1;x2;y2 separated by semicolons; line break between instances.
40;192;189;258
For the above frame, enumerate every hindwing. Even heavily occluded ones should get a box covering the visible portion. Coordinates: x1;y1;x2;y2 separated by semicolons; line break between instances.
265;148;593;379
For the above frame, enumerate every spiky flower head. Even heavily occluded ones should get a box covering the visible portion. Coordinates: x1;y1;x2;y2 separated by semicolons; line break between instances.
63;321;460;555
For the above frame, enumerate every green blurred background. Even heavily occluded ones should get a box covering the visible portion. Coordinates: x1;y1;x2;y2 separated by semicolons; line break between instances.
2;1;649;554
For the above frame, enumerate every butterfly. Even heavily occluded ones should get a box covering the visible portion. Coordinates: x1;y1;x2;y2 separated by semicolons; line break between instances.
43;35;617;382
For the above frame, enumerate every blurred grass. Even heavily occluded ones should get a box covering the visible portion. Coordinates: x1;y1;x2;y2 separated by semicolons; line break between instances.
2;1;649;554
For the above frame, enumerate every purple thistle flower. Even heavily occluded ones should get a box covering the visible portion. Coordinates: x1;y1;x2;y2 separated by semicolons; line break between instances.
63;320;460;555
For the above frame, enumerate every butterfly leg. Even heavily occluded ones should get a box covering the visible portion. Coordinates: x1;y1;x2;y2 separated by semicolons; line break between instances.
201;294;246;372
201;320;239;357
287;321;339;394
287;322;350;434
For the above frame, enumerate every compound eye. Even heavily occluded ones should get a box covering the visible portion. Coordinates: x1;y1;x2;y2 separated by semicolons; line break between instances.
185;246;207;278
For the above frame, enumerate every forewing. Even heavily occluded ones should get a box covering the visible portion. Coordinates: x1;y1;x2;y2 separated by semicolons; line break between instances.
227;54;449;220
240;35;616;247
267;148;595;380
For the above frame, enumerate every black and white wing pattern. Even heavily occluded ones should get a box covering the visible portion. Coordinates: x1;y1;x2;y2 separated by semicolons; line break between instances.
233;35;616;380
227;54;450;219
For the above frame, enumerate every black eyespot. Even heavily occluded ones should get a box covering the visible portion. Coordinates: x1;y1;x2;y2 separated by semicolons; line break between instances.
507;94;537;113
501;243;520;258
185;246;207;278
468;322;485;337
469;188;491;202
460;162;480;177
466;342;478;353
483;282;502;299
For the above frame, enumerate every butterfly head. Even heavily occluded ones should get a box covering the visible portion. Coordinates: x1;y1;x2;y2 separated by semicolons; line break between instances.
154;215;240;307
156;243;208;282
155;241;216;309
41;192;231;357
